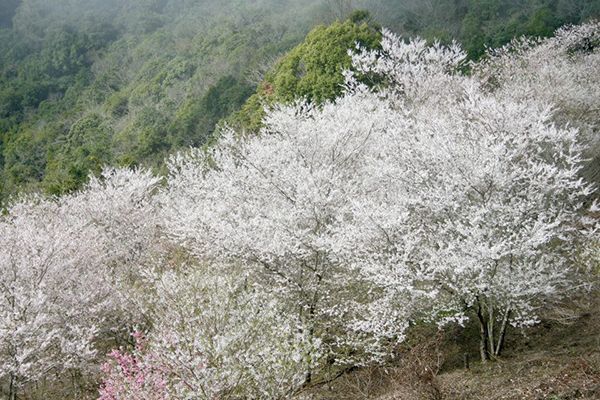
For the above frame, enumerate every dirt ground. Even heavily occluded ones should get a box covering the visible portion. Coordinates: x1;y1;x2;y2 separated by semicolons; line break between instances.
304;294;600;400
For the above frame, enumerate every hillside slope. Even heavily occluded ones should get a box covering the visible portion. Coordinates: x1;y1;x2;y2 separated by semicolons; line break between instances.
304;293;600;400
1;0;598;202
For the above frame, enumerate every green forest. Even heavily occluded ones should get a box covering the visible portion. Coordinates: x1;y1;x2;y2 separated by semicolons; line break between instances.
1;0;598;202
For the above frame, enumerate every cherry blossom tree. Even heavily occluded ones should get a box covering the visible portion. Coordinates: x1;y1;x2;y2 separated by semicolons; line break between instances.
357;89;594;362
474;22;600;131
161;91;406;375
64;167;164;286
101;263;322;399
0;168;161;399
0;196;106;400
346;27;597;362
473;21;600;185
347;28;467;106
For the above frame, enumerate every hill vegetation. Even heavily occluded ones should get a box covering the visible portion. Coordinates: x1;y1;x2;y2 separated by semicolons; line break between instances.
1;0;599;202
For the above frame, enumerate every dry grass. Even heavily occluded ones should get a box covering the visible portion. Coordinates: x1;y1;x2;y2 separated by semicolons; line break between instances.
306;292;600;400
437;309;600;400
302;330;447;400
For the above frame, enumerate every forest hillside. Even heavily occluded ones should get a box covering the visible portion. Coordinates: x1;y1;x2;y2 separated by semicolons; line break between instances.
1;0;599;201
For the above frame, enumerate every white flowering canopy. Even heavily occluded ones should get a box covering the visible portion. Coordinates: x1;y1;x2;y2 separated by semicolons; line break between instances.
162;22;598;366
0;168;161;392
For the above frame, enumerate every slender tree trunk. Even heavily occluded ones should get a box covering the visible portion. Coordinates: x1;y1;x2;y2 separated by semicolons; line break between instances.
475;299;490;363
8;374;16;400
304;256;322;386
297;302;312;386
487;308;496;356
494;308;511;357
305;310;315;385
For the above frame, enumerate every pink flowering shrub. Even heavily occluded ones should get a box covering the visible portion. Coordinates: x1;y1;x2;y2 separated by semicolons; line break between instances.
99;333;174;400
98;264;320;399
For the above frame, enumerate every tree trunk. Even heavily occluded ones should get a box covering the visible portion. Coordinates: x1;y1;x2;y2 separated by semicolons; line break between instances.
8;374;16;400
476;299;490;363
494;308;511;357
487;308;496;356
304;302;316;386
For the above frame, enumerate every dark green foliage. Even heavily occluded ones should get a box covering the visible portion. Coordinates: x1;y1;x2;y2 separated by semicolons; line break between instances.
528;6;560;37
349;9;380;28
228;93;267;134
229;16;381;133
125;108;170;164
267;19;380;104
43;114;112;194
169;75;254;147
3;126;49;186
